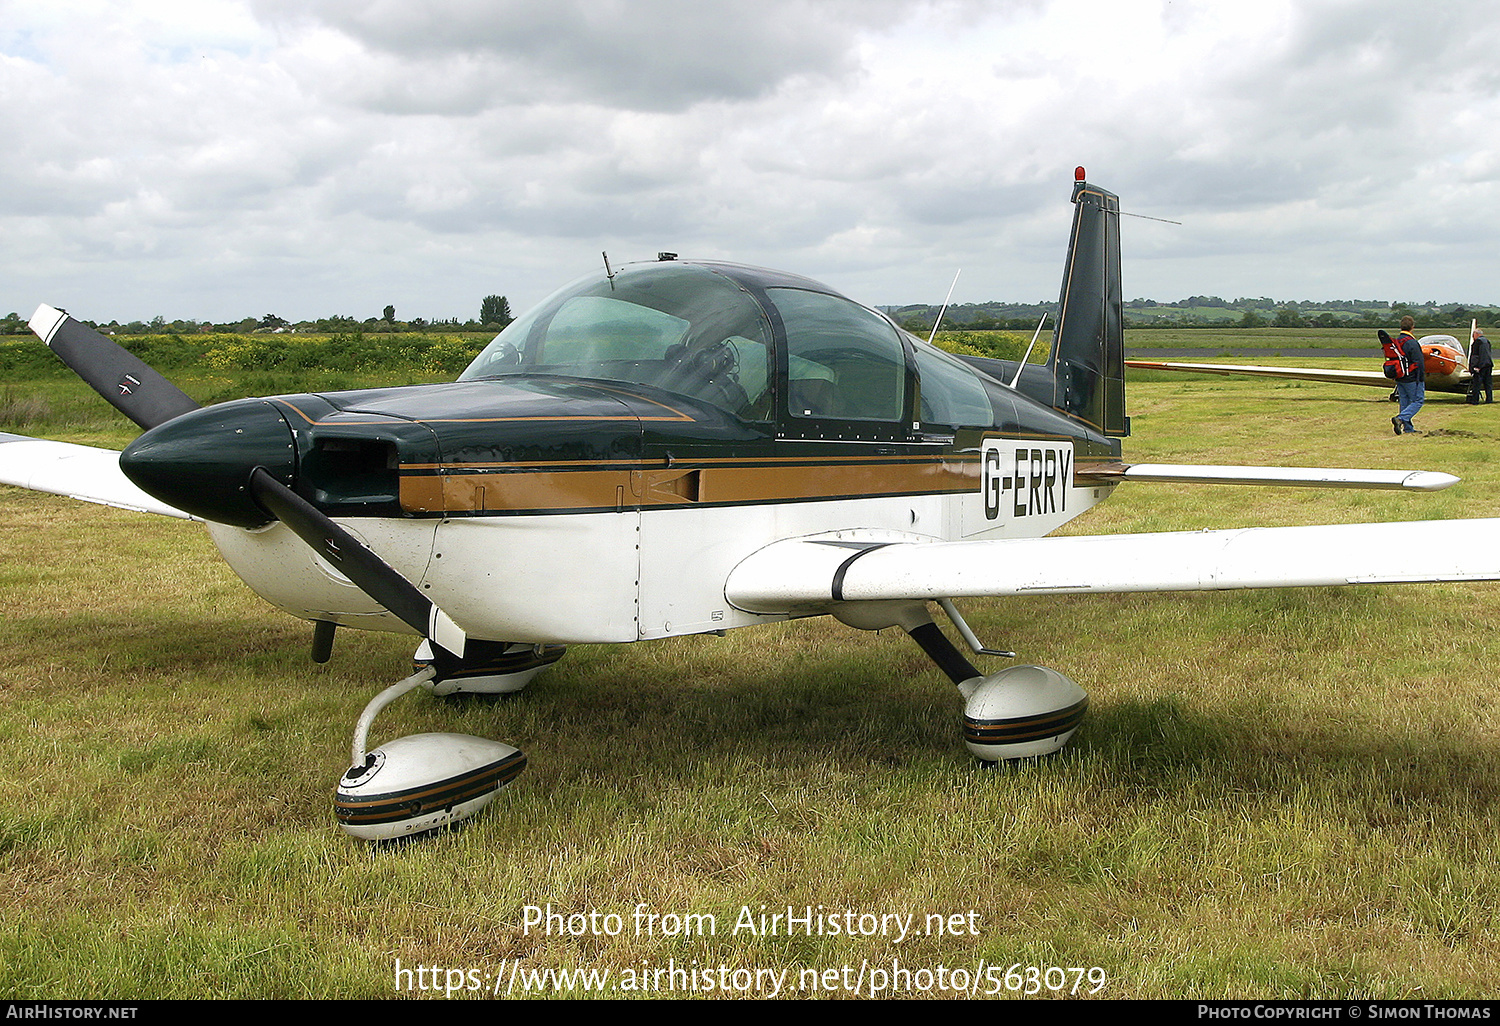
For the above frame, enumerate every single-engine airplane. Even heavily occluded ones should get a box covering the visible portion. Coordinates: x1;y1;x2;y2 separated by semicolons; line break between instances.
1126;335;1474;396
6;168;1500;840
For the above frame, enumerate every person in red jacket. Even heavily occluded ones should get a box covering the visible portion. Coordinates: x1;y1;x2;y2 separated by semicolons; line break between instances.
1391;316;1425;435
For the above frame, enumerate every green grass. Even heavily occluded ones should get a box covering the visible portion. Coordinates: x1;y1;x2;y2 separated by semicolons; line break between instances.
3;349;1500;999
1125;327;1397;351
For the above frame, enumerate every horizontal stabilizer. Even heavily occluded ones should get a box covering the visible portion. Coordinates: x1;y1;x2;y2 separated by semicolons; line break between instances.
726;520;1500;614
0;433;193;519
1117;463;1458;491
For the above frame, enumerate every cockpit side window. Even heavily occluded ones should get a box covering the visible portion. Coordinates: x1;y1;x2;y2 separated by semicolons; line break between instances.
459;265;774;421
769;288;907;423
912;343;994;428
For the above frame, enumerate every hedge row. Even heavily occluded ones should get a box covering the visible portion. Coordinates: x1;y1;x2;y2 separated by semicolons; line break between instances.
0;331;492;377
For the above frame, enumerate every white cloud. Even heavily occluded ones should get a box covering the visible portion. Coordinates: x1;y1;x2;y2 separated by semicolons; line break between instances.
3;0;1500;322
250;0;912;112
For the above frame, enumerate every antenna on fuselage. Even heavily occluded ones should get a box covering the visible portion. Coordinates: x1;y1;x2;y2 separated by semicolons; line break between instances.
603;251;616;291
1008;312;1051;390
927;269;962;345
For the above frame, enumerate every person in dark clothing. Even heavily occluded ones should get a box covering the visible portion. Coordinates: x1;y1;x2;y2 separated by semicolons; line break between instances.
1469;327;1493;404
1392;316;1425;434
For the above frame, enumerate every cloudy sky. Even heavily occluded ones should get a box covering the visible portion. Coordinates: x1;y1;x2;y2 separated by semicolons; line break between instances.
4;0;1499;324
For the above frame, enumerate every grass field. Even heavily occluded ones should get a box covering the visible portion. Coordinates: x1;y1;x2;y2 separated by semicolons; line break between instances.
3;353;1500;999
1124;327;1397;352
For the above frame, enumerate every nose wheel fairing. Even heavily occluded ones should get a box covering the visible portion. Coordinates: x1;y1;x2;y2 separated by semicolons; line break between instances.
333;665;535;841
336;731;526;841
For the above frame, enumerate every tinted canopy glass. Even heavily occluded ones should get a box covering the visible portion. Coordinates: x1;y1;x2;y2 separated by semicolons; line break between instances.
912;343;994;428
770;288;907;422
460;263;774;420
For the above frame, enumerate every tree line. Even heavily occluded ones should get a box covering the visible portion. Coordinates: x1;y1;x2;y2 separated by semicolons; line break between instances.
5;291;1495;337
0;295;517;336
889;298;1500;333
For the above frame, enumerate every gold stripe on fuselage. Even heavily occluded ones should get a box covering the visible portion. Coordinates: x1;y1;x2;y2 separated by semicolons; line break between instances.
399;455;984;515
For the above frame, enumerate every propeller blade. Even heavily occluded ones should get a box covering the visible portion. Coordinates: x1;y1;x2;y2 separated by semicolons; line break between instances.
248;468;467;658
28;305;200;431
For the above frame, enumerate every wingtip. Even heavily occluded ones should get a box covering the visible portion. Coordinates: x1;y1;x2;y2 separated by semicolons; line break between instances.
1403;471;1460;491
27;304;68;345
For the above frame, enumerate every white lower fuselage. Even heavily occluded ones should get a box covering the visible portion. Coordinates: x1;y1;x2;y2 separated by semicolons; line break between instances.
207;437;1112;645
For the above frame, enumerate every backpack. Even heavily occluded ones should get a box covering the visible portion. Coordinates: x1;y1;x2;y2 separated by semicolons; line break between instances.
1380;330;1413;380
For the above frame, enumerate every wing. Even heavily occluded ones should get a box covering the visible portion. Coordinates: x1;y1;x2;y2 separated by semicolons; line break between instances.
726;520;1500;615
1125;359;1395;388
0;432;193;519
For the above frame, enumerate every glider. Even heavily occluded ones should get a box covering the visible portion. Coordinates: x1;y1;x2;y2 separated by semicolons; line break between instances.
1126;336;1472;395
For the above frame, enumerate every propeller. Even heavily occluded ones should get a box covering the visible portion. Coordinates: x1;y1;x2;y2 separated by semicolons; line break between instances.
29;304;469;663
28;305;200;431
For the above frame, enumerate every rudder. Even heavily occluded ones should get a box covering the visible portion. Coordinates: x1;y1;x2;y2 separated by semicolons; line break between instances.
1048;171;1128;436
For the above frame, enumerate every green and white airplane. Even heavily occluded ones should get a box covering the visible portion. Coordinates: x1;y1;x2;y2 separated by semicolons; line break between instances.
4;169;1495;839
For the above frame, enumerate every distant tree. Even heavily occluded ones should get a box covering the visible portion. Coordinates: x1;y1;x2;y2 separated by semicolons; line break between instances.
1274;306;1303;328
383;305;396;322
480;295;513;327
258;313;288;330
1238;310;1265;328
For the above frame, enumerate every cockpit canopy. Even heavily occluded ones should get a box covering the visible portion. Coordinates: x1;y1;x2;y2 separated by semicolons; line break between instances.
461;261;775;419
460;259;996;432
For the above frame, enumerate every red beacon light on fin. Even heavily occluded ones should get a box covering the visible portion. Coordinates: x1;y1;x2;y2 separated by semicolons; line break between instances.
1075;166;1086;182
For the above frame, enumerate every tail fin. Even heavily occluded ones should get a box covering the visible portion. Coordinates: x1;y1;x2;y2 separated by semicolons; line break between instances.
1048;172;1128;436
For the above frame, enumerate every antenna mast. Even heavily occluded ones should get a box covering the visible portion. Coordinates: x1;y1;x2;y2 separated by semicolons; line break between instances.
927;269;962;345
1008;312;1051;389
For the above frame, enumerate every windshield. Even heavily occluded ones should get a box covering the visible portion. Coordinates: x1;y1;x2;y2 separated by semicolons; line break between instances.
460;263;774;420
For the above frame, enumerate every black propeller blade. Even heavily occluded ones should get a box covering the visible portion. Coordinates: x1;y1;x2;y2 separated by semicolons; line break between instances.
28;305;200;431
247;468;468;660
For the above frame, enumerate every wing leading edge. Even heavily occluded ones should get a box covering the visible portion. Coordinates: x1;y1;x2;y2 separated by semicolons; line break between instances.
725;520;1500;615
